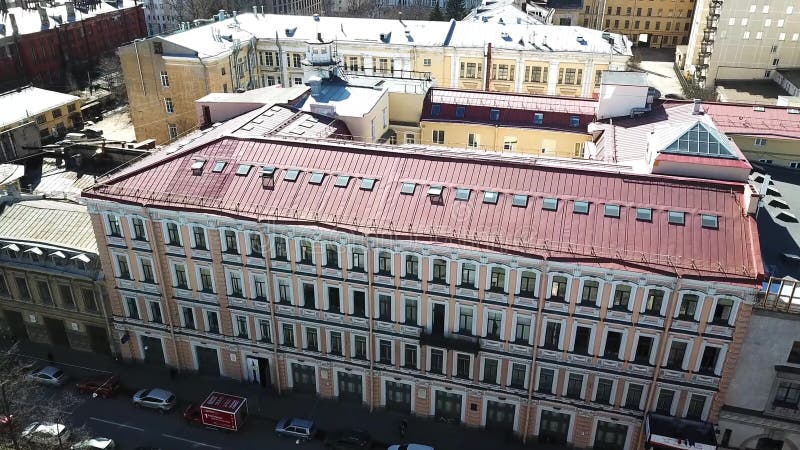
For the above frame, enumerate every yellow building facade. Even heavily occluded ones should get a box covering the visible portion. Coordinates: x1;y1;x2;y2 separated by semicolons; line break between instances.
581;0;697;48
119;13;631;144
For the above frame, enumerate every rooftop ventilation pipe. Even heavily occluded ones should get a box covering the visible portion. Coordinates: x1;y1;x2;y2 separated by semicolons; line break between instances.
693;98;702;115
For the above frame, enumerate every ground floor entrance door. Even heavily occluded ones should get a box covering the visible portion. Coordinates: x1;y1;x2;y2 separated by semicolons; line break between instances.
87;325;111;355
486;400;515;432
195;346;220;376
291;363;316;394
539;410;571;444
385;381;412;414
245;356;270;387
434;391;462;423
594;421;628;450
3;310;28;340
141;335;165;366
337;372;363;403
44;317;69;347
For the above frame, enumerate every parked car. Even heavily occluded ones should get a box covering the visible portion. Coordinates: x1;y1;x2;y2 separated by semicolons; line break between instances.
76;375;120;398
28;366;68;386
71;437;116;449
20;421;70;445
388;445;435;450
275;417;316;442
324;429;372;449
183;403;202;425
132;388;176;412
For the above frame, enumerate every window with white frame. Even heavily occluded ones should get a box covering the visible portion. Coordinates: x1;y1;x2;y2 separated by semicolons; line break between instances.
305;327;319;351
655;388;675;414
594;378;614;404
404;344;418;369
273;236;288;260
181;306;195;329
698;344;722;374
712;298;735;325
514;315;532;344
432;258;448;284
404;297;418;325
572;325;592;354
519;271;538;297
124;296;139;319
131;217;147;241
611;284;632;310
277;279;291;304
509;363;527;388
302;282;316;309
139;256;155;283
227;270;243;297
299;240;313;264
379;339;392;364
327;285;341;313
324;243;339;268
353;334;367;359
542;320;562;349
234;315;249;338
164;98;174;114
172;263;189;289
378;294;392;321
455;353;472;378
351;247;365;271
164;222;181;246
257;319;271;343
205;310;220;333
460;262;476;288
686;394;707;420
351;290;367;317
248;233;262;256
633;334;655;364
624;383;645;410
485;310;503;339
106;214;122;237
603;329;624;360
665;339;688;369
489;266;506;292
549;275;568;301
482;358;499;384
252;274;267;300
643;288;666;315
115;254;131;279
377;250;392;275
328;330;342;354
281;323;295;346
565;373;584;398
198;267;214;292
191;226;207;250
222;229;239;254
457;306;473;334
677;293;700;320
405;255;419;279
537;367;555;393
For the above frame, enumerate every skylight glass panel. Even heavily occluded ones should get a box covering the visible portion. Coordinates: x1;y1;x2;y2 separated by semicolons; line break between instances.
753;106;766;112
668;211;685;225
261;166;276;177
191;160;205;170
701;214;719;229
604;204;620;218
542;197;558;211
309;172;325;185
455;188;470;201
573;201;589;214
789;109;800;115
236;164;252;176
212;161;226;172
483;191;499;204
400;182;416;195
512;194;528;207
285;169;300;181
663;123;735;158
636;207;652;221
360;178;376;191
428;185;443;197
334;175;350;187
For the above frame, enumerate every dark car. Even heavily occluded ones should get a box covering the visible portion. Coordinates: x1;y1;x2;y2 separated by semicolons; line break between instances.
76;375;120;398
324;429;372;449
183;404;202;425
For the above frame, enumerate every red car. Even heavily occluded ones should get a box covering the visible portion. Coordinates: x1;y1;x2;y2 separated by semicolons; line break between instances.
183;404;202;425
76;375;120;398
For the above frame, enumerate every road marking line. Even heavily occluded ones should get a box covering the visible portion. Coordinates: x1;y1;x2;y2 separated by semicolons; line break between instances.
162;433;222;449
89;417;144;431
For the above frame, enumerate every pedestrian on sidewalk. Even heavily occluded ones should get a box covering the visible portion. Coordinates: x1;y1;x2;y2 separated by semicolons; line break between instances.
399;419;408;437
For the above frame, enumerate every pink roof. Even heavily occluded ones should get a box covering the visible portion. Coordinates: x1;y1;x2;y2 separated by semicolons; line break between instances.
664;100;800;140
430;88;598;115
84;137;762;283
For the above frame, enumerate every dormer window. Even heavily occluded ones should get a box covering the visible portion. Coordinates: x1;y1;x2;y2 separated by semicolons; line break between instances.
668;211;685;225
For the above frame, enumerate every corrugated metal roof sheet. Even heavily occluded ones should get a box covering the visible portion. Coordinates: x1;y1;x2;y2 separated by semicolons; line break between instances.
0;200;97;254
85;136;761;283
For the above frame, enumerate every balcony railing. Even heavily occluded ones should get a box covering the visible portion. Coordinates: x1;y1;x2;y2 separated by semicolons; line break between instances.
420;331;480;354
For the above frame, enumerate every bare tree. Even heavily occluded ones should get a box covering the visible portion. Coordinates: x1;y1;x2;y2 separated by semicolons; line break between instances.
0;345;91;450
162;0;222;24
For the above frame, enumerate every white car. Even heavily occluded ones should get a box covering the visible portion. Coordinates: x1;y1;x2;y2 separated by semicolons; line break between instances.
132;388;176;412
71;437;116;449
21;422;70;445
28;366;69;386
388;445;435;450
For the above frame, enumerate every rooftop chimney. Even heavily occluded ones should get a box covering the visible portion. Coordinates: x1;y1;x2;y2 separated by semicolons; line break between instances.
217;9;226;21
37;7;49;30
252;5;257;14
9;13;18;35
693;98;702;115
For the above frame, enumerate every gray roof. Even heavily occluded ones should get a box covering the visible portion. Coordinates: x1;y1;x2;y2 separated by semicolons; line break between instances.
0;200;97;254
600;71;649;87
751;165;800;280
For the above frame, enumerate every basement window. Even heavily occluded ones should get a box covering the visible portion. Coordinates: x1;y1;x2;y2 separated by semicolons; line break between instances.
636;207;652;222
455;188;471;201
512;194;528;207
284;169;300;181
573;201;589;214
542;197;558;211
701;214;719;229
401;182;416;195
212;161;226;173
334;175;351;187
483;191;499;204
360;178;376;191
668;211;685;225
236;164;252;176
604;204;621;218
309;172;325;185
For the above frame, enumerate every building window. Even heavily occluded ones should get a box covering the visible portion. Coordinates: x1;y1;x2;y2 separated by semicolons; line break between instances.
510;363;526;388
566;373;583;398
644;289;664;315
232;315;248;338
604;331;622;359
459;62;482;79
491;63;514;81
624;384;644;409
580;280;600;305
573;326;591;354
570;116;580;127
328;286;340;312
430;104;441;116
524;65;547;83
656;389;675;414
456;354;471;378
550;276;567;301
430;349;444;373
329;331;342;354
455;106;466;118
325;244;339;268
51;108;62;119
432;130;445;144
164;98;174;114
116;255;131;279
404;298;418;324
666;341;687;369
301;283;316;308
106;214;122;236
160;70;169;87
405;133;415;144
58;285;75;308
299;240;313;263
258;319;271;343
37;281;53;305
533;112;544;125
192;226;207;249
699;346;720;374
277;280;291;304
634;336;654;364
460;263;476;288
537;368;554;393
789;342;800;364
351;247;365;271
678;294;699;320
350;291;365;317
405;255;419;279
199;267;213;292
543;322;561;349
489;267;506;292
273;237;288;260
486;311;502;340
712;298;734;324
125;297;139;319
377;251;391;274
558;68;583;85
458;307;473;334
206;311;220;333
182;307;195;330
82;288;98;311
140;258;155;283
354;335;367;359
432;259;447;283
378;294;392;321
515;316;531;343
482;358;498;384
595;378;613;404
173;263;188;289
305;327;318;351
282;323;294;346
223;230;238;254
612;285;632;310
165;222;181;246
248;233;262;256
774;382;800;408
686;394;707;420
131;218;147;240
378;339;392;364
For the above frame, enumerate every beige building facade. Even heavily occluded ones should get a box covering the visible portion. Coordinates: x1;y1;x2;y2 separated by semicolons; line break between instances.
582;0;697;48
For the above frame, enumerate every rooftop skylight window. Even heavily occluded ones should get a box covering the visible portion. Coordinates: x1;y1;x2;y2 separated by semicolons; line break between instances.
360;178;376;191
636;207;652;222
261;166;276;178
212;161;226;173
573;201;589;214
512;194;528;207
668;211;685;225
428;185;443;197
236;164;252;176
753;106;766;112
190;159;206;176
285;169;300;181
789;109;800;115
455;188;471;201
400;182;416;195
569;116;580;128
483;191;499;204
701;214;719;229
334;175;351;187
309;172;325;185
533;112;544;125
604;204;620;218
542;197;558;211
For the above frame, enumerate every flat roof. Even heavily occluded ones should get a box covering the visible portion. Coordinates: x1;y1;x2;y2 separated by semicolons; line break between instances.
156;12;632;58
0;199;96;254
777;69;800;91
85;134;761;283
750;165;800;280
0;87;79;129
600;71;649;87
299;82;386;118
196;85;309;104
0;0;140;37
463;0;546;25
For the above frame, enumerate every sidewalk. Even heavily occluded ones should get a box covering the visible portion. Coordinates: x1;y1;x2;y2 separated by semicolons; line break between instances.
11;341;550;450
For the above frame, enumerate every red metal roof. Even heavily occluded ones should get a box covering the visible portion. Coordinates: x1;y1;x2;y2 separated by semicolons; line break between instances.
430;88;598;114
84;137;762;283
664;100;800;141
